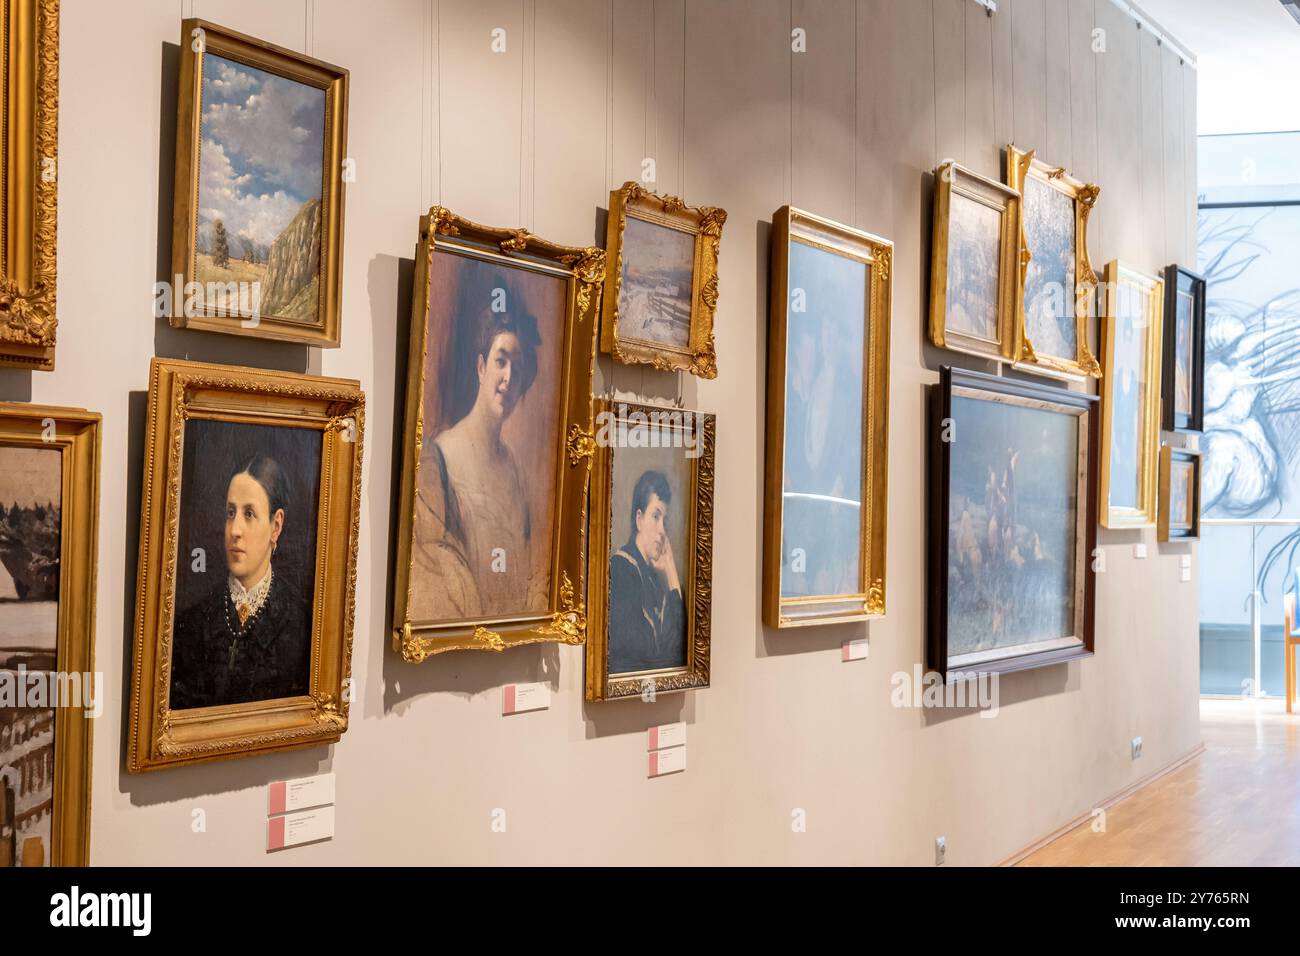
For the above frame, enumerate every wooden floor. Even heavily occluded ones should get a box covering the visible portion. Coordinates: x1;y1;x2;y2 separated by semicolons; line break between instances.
1020;698;1300;866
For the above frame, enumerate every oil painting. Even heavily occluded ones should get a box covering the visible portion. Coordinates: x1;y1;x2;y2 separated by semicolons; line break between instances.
1162;265;1206;433
1159;446;1201;541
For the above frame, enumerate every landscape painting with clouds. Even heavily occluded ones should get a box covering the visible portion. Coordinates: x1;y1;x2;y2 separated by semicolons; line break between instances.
196;54;325;322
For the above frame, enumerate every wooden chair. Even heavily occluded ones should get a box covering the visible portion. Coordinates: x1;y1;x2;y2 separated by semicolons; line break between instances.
1285;572;1300;713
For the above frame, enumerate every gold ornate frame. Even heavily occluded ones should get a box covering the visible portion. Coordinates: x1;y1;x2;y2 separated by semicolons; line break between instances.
0;0;58;370
393;207;603;660
128;358;364;771
0;403;99;863
600;181;725;378
1099;260;1164;529
1158;445;1201;542
929;161;1019;361
584;400;714;701
1006;145;1101;381
763;206;891;628
169;19;348;346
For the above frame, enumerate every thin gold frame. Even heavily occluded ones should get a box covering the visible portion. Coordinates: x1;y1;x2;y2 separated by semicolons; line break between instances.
0;0;58;370
763;206;891;628
0;403;99;864
585;399;714;701
928;161;1019;361
1006;145;1102;381
128;358;365;772
393;207;604;660
601;181;725;378
1099;260;1164;529
169;18;348;347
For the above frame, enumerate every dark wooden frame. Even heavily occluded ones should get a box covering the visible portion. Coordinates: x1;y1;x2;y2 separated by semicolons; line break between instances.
1161;264;1207;434
927;366;1098;680
1158;445;1202;541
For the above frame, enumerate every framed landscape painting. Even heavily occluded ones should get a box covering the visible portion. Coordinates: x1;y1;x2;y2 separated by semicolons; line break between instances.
601;181;726;378
928;367;1097;679
1100;260;1164;529
1006;145;1102;381
763;207;891;628
1158;445;1201;542
128;359;364;772
0;404;99;865
169;19;348;346
1162;265;1206;434
585;400;715;701
929;161;1020;362
393;207;603;660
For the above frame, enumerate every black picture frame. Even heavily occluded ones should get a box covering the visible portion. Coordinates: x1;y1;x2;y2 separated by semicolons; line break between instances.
927;366;1099;680
1158;445;1202;542
1161;264;1207;433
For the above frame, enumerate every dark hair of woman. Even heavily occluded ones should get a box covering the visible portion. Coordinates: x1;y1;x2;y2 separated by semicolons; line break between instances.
230;453;290;517
630;469;672;537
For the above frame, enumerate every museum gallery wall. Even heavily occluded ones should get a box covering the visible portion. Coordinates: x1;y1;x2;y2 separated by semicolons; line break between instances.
0;0;1198;867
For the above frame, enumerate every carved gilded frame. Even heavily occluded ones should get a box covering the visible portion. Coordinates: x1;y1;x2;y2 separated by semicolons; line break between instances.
928;161;1020;362
1006;145;1102;381
393;207;603;660
128;358;364;771
762;207;891;628
584;400;714;701
0;403;99;864
169;18;348;346
1099;260;1164;530
601;181;725;378
0;0;58;369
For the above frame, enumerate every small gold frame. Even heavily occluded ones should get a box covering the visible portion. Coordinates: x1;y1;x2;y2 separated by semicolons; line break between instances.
1099;260;1164;529
393;207;604;660
169;18;348;346
128;358;365;771
929;161;1020;361
0;0;59;370
585;399;715;701
1158;445;1201;542
763;206;891;628
0;403;99;864
601;181;725;378
1006;144;1102;381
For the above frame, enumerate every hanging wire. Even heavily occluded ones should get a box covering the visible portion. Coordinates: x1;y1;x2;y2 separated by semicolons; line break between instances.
679;0;686;197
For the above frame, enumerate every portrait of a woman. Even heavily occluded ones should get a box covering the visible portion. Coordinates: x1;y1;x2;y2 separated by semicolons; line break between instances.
410;254;564;623
170;454;312;710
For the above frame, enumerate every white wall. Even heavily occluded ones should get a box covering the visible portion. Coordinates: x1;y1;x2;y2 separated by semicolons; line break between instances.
29;0;1197;866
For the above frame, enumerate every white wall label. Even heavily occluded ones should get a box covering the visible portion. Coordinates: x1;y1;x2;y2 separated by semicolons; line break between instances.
268;773;335;816
503;682;550;715
647;745;686;777
1180;567;1192;583
841;637;868;661
267;806;335;851
1180;554;1192;569
1133;543;1148;559
648;721;686;751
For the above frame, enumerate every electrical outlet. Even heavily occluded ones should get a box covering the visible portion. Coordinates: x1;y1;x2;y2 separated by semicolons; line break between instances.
935;836;946;865
1131;736;1143;760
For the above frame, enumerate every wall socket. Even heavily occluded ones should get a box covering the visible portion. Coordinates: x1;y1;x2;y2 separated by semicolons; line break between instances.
935;835;946;865
1131;736;1143;760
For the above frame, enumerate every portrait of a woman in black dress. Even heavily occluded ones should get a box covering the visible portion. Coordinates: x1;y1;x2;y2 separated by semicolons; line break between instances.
170;453;312;710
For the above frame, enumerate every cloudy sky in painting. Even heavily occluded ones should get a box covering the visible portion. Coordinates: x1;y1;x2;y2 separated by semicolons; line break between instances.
197;55;325;247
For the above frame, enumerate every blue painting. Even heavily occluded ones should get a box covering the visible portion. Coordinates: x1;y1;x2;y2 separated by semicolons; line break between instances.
1023;176;1077;359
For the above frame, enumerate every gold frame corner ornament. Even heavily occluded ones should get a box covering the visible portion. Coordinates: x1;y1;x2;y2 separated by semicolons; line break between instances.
127;358;365;771
762;206;892;629
601;181;725;379
393;207;600;659
1005;144;1102;382
0;0;59;370
169;18;349;347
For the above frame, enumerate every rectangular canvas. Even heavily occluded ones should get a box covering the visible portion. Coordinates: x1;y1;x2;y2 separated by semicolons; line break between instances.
585;401;715;701
1162;264;1206;433
129;359;363;772
1006;146;1102;381
0;405;99;865
394;207;603;659
929;161;1020;361
1159;445;1201;541
928;367;1097;678
601;182;726;378
763;207;891;628
1100;260;1164;528
170;19;348;346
